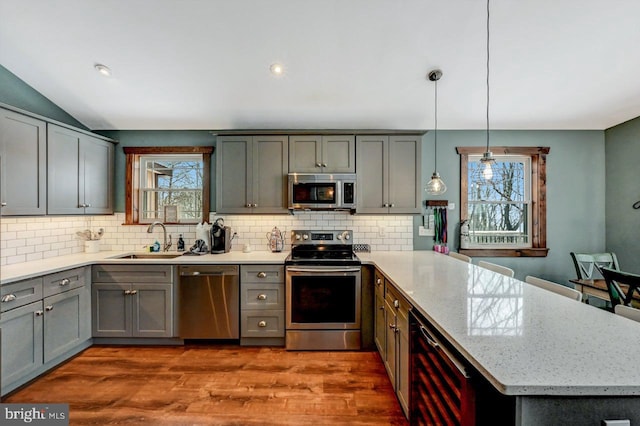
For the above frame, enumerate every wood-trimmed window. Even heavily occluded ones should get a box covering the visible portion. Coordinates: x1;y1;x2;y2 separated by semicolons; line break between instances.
456;146;549;257
124;146;213;225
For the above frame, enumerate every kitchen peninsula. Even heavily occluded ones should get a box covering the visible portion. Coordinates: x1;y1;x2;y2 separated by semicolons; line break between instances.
2;250;639;424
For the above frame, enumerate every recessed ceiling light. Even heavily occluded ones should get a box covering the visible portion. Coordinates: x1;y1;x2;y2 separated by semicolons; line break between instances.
269;63;284;76
94;63;112;77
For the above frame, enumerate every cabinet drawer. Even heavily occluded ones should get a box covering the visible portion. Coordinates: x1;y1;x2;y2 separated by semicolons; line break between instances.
43;267;87;297
386;282;411;314
241;310;285;338
241;283;284;310
92;265;173;283
241;265;284;284
374;269;385;296
1;278;43;312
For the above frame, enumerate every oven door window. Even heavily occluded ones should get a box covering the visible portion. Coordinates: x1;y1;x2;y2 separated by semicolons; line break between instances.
292;183;336;204
290;276;356;323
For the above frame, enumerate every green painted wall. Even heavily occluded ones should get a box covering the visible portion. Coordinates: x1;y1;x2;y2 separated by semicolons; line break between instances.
415;130;606;283
0;64;87;130
605;117;640;274
95;130;217;213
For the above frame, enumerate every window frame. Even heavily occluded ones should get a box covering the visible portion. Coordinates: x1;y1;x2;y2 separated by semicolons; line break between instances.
123;146;213;225
456;146;550;257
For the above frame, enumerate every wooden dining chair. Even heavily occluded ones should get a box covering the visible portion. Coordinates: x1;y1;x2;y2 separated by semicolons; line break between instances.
449;252;472;263
600;267;640;310
614;304;640;323
477;261;514;278
570;252;619;280
525;276;582;301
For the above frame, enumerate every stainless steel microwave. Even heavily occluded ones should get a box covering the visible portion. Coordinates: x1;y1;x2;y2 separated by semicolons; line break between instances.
288;173;356;211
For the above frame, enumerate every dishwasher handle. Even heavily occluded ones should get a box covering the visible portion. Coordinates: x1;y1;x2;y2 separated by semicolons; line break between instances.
179;266;239;277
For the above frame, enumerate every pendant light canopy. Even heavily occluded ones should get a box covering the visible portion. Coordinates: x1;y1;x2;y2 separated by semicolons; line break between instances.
425;69;447;196
480;0;496;180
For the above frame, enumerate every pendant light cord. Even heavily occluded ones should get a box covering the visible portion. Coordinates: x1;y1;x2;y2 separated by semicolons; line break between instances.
434;76;438;172
486;0;490;153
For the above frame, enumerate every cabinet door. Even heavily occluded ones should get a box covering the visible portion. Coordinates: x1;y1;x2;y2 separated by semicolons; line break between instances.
383;297;397;390
81;135;113;214
92;283;132;337
216;136;251;213
43;286;91;362
252;135;289;214
356;135;389;213
374;271;386;354
322;135;355;173
396;301;410;416
132;283;173;338
388;135;422;214
288;135;322;172
0;301;44;389
47;124;81;214
0;109;47;215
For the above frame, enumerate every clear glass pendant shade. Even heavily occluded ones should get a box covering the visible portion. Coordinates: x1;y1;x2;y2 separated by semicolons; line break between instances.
426;172;447;195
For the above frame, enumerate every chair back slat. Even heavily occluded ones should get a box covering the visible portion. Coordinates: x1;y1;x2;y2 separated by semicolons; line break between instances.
570;252;619;280
600;267;640;310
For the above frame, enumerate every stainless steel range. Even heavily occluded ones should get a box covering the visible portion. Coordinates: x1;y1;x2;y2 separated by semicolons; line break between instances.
285;230;362;350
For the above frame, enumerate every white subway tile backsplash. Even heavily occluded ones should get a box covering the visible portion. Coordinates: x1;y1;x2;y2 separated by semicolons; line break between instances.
0;211;414;266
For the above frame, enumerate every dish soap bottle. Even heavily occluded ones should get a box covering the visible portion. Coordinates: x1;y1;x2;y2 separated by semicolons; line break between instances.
177;234;185;252
152;240;161;252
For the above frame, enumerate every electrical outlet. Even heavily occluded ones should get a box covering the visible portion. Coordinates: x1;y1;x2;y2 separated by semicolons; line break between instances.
378;226;386;237
419;226;435;237
448;202;456;210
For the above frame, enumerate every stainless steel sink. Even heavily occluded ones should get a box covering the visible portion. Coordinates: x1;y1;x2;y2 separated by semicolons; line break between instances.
112;253;184;259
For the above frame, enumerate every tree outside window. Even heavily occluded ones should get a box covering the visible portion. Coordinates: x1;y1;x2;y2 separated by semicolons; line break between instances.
124;147;213;224
457;147;549;257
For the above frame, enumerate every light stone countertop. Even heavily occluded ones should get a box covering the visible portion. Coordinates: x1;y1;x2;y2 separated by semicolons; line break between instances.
359;251;640;396
0;250;289;284
3;249;640;397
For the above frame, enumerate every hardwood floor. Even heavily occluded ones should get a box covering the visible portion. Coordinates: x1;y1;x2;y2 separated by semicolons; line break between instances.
5;345;408;425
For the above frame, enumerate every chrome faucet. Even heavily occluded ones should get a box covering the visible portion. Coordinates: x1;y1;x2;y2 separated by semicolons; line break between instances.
147;221;172;252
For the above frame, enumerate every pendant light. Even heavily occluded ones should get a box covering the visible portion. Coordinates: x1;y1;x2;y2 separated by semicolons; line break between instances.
425;69;447;195
479;0;496;180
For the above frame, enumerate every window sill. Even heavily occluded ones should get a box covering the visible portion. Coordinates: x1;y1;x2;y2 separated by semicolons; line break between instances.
459;248;549;258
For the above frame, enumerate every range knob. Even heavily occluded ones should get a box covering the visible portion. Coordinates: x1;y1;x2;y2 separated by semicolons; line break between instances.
302;234;309;240
294;233;301;241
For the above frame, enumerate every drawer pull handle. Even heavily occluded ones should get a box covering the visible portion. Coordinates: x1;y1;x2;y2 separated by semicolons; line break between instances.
1;294;17;303
257;272;267;278
60;278;71;286
394;299;400;309
130;290;138;295
376;278;381;285
124;290;132;295
257;294;268;300
35;310;44;316
388;323;396;331
45;305;54;312
1;202;7;207
258;320;267;327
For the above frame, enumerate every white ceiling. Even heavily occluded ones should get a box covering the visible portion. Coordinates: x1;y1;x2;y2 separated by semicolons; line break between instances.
1;0;640;131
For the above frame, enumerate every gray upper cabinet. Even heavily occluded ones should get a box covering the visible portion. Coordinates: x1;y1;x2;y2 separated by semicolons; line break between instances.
289;135;355;173
356;135;422;214
47;123;114;215
0;108;47;215
216;135;289;214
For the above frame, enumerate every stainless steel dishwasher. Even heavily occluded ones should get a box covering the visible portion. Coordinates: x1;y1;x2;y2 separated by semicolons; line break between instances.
178;265;239;339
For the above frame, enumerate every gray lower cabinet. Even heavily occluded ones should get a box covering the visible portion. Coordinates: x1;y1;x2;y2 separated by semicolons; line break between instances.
378;275;411;418
91;265;174;338
0;268;91;396
47;123;114;215
288;134;355;173
356;135;422;214
0;108;47;215
240;265;285;345
216;135;289;214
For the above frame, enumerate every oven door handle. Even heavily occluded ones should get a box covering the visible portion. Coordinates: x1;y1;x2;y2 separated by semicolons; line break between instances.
286;267;361;273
